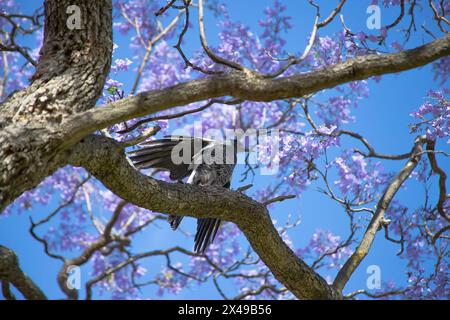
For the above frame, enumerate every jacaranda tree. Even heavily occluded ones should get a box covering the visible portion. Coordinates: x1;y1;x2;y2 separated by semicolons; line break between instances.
0;0;449;300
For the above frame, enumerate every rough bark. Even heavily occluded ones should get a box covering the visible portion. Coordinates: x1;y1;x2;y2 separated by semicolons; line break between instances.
0;0;112;208
68;134;341;300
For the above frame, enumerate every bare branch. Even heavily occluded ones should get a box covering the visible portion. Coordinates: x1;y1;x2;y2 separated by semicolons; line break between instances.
384;221;405;255
117;98;242;135
426;140;450;223
85;246;197;300
266;0;348;77
0;245;46;300
0;10;43;66
29;175;91;262
155;0;177;17
265;11;319;78
1;281;16;300
119;125;161;148
301;99;413;161
317;0;347;28
127;8;184;95
333;135;427;292
173;0;222;75
236;184;253;193
428;0;450;32
57;199;128;299
344;287;409;299
386;0;405;30
233;284;287;300
197;0;245;72
263;195;296;206
338;130;412;160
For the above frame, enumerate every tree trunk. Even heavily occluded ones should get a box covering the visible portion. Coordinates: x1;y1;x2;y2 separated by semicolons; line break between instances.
0;0;112;210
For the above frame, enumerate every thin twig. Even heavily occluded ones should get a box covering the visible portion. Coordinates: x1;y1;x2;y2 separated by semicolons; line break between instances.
263;195;296;206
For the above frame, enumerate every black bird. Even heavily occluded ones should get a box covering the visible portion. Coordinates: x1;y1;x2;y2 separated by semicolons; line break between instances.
128;135;243;254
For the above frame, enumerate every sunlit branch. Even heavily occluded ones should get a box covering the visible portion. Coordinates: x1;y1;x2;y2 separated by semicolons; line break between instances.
333;135;427;292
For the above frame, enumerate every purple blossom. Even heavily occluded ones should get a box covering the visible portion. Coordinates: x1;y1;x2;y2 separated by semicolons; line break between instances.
334;151;390;202
410;90;450;143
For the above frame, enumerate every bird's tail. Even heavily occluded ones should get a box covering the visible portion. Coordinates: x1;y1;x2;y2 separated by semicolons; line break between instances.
194;218;221;254
168;215;183;230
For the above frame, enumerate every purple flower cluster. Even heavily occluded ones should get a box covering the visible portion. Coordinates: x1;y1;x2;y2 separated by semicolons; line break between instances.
297;229;353;271
410;90;450;143
334;151;390;202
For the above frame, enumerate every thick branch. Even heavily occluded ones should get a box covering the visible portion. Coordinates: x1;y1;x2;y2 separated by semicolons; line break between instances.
0;245;47;300
63;34;450;142
68;134;341;300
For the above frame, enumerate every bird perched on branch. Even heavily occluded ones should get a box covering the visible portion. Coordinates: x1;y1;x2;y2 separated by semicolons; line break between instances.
128;135;245;254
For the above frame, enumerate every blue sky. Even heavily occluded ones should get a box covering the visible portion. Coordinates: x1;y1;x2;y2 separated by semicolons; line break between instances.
1;0;448;299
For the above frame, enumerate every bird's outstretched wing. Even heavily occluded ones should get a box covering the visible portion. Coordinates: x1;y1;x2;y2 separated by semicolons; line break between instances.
127;135;212;180
128;135;232;254
127;135;215;233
